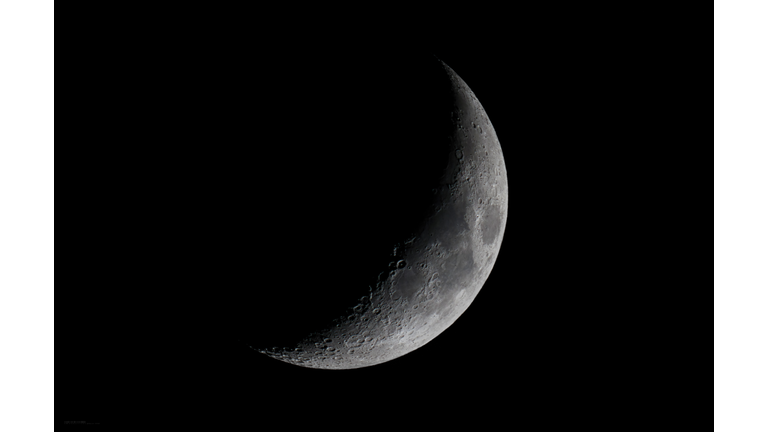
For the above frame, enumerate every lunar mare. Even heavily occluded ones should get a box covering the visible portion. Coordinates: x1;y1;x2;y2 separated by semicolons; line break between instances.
256;60;508;369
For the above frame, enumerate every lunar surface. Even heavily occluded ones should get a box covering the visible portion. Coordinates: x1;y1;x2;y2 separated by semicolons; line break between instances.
227;55;509;370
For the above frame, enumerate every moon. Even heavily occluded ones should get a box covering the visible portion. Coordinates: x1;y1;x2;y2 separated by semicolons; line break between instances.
235;54;507;369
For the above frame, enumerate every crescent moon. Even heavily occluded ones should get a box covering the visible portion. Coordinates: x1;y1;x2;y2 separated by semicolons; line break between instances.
256;58;508;369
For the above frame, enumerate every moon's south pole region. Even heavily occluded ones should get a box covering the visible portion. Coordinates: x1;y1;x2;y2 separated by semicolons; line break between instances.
231;52;508;369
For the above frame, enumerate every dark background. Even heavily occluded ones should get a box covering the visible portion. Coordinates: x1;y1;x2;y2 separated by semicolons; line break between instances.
60;39;575;426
